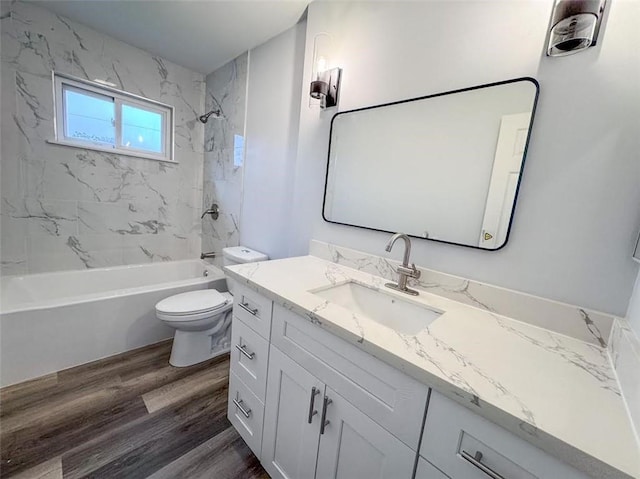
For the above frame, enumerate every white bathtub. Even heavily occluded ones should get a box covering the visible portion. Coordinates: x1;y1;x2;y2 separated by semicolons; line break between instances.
0;260;227;387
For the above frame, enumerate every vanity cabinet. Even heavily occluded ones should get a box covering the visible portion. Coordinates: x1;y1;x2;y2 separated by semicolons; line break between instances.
262;346;415;479
227;281;593;479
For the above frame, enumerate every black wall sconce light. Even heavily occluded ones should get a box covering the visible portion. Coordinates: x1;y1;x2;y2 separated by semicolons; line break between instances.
546;0;607;56
309;33;341;109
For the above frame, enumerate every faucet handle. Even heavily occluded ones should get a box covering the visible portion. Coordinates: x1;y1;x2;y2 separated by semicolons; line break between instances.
411;263;421;279
397;263;421;279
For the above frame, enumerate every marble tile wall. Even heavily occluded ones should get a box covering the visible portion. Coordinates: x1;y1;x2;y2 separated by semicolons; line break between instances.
0;1;205;275
201;54;248;267
310;240;617;347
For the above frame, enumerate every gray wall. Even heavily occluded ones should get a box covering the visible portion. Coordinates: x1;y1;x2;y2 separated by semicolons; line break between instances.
286;1;640;316
0;2;205;274
241;24;306;260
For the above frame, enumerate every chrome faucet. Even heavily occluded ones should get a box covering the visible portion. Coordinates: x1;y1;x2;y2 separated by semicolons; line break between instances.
384;233;421;296
200;252;216;259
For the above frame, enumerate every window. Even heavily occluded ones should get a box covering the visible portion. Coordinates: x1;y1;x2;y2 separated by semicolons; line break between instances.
53;73;174;162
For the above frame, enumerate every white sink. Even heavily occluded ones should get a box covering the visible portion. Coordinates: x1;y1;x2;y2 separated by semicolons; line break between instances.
312;281;443;335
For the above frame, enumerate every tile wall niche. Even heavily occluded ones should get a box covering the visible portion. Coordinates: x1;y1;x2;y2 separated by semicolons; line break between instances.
201;53;248;267
0;1;205;275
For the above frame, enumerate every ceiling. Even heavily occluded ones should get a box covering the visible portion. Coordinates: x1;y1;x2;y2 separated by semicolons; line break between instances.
29;0;309;75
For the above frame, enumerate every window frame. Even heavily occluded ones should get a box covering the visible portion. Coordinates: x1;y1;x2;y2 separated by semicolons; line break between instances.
52;72;175;163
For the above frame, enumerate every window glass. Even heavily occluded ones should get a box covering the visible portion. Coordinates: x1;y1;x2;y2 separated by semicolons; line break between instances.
121;103;164;153
64;87;115;145
54;73;173;161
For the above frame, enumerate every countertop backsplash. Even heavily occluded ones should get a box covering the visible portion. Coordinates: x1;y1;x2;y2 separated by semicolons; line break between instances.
310;240;616;347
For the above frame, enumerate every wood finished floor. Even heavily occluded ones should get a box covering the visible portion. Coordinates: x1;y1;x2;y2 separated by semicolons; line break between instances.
0;340;269;479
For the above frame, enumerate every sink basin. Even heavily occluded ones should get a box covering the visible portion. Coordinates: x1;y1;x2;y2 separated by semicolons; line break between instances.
312;281;442;335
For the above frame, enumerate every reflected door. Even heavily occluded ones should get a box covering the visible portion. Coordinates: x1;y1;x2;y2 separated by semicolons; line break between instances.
479;112;532;248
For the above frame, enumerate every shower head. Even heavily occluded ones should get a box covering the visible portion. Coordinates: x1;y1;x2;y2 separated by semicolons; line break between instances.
199;109;223;123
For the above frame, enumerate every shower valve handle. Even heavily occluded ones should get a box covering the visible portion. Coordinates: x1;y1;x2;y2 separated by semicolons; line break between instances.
201;203;219;220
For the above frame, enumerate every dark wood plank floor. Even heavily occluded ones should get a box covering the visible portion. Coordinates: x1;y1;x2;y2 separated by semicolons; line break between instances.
0;340;270;479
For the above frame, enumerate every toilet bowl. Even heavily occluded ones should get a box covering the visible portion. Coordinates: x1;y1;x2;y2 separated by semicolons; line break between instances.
156;289;233;367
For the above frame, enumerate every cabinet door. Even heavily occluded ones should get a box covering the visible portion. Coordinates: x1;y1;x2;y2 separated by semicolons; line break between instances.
315;387;416;479
262;346;323;479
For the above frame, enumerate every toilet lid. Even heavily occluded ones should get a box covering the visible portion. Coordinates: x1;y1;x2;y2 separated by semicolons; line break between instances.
156;290;228;315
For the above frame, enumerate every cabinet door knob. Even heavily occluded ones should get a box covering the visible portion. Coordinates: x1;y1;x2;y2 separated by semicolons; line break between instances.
460;450;505;479
307;386;320;423
320;395;332;434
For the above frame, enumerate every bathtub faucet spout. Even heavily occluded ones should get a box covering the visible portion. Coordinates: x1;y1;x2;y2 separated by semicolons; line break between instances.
200;252;216;260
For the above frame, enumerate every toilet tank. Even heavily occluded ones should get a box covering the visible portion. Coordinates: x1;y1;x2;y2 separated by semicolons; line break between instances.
222;247;268;296
222;246;269;267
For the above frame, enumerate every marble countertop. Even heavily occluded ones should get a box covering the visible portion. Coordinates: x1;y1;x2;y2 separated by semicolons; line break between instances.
225;256;639;479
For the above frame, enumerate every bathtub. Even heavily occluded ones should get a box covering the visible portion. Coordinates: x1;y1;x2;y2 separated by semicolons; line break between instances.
0;260;227;387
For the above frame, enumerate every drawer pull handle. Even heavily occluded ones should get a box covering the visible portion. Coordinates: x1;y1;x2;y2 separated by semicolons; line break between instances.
235;343;255;360
320;395;332;434
460;450;505;479
238;302;258;316
233;398;252;418
308;387;320;423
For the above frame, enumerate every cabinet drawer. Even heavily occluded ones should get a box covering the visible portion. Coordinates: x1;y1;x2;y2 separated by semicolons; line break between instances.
230;317;270;402
421;390;588;479
233;283;273;339
228;371;265;457
271;303;429;449
415;458;450;479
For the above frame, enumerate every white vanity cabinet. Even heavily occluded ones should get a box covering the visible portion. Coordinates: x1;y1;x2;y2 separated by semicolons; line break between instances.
227;282;595;479
262;346;416;479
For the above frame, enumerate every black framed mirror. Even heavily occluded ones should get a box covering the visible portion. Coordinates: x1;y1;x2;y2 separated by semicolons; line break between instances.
322;77;540;250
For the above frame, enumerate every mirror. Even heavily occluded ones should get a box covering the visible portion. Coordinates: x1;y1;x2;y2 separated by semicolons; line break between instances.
322;78;539;250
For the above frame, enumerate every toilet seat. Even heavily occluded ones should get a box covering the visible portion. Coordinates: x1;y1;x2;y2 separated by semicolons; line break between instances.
155;290;231;322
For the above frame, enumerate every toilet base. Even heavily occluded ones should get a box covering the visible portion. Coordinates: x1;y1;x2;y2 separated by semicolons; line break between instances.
169;315;232;367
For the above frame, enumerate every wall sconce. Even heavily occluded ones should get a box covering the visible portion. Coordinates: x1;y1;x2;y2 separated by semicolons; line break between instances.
309;33;341;109
546;0;607;56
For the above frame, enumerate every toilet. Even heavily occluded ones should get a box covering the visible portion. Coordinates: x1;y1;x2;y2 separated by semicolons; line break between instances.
155;246;268;367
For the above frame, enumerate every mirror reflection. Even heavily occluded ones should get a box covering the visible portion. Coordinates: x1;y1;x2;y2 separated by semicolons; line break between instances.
323;78;539;250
